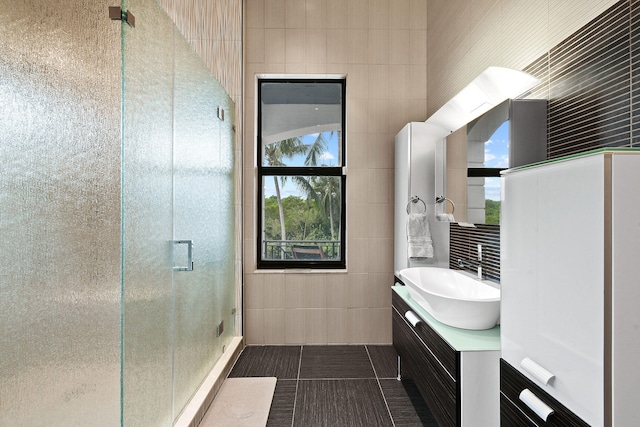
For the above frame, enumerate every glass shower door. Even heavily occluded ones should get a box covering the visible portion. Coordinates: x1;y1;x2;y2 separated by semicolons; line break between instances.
121;0;175;424
122;0;236;424
171;31;227;419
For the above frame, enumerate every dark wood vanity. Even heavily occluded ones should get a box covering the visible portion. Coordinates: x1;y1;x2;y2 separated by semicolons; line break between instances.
392;284;500;427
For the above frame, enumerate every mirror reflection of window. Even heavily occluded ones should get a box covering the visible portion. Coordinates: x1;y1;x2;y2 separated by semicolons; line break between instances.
467;100;509;225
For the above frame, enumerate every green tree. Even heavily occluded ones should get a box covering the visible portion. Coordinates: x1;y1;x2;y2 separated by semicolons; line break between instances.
263;133;329;258
485;199;501;225
312;175;340;241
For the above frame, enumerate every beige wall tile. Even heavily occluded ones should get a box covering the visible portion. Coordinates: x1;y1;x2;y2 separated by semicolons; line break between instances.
305;29;328;64
285;309;306;344
347;308;368;343
346;133;370;169
264;309;286;344
265;29;286;64
346;64;369;99
370;204;393;239
389;30;410;65
285;0;306;28
245;309;264;344
246;0;265;29
246;28;266;63
285;29;306;63
368;238;394;273
349;203;370;238
368;272;393;308
347;0;369;29
368;133;393;169
285;274;306;309
347;98;369;133
305;309;328;344
367;308;392;343
327;29;348;63
409;30;427;65
368;65;389;100
347;238;369;273
369;169;391;204
389;0;411;30
347;29;369;64
369;100;389;135
244;274;264;309
326;274;348;308
265;0;285;28
303;274;327;308
326;308;349;343
368;30;390;65
264;274;286;309
369;0;390;30
348;273;368;308
306;0;328;29
326;0;348;29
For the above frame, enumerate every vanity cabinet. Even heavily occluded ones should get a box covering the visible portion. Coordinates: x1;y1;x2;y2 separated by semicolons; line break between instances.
392;285;500;427
501;150;640;426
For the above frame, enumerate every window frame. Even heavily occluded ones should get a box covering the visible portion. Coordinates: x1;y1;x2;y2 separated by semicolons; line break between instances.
256;77;347;270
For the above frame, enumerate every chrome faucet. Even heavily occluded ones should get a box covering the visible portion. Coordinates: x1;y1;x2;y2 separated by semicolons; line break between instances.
457;244;483;280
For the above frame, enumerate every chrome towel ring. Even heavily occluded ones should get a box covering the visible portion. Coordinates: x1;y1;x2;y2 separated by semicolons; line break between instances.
406;196;426;214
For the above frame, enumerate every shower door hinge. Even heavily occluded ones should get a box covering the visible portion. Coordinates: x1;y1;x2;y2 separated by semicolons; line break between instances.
109;6;136;28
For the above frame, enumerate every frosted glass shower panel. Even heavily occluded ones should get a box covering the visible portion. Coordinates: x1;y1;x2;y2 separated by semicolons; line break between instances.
172;31;236;419
121;0;176;425
0;0;121;425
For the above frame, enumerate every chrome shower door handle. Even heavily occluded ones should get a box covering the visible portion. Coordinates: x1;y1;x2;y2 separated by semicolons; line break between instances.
173;240;194;271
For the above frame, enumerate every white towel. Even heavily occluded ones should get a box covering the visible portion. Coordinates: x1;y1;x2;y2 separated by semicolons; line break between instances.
407;212;433;259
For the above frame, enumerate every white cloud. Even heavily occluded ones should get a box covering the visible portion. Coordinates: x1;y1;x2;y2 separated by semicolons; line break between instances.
320;152;335;160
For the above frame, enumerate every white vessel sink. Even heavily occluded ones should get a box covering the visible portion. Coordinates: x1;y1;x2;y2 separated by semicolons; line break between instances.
398;267;500;330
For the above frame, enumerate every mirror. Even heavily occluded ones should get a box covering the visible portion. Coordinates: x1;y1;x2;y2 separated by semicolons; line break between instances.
445;99;547;225
466;100;510;225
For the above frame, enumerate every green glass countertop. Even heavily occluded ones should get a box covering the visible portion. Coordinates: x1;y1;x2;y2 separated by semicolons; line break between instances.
392;286;501;352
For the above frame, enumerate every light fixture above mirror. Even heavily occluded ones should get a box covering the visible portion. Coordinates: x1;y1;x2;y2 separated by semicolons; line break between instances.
425;67;541;134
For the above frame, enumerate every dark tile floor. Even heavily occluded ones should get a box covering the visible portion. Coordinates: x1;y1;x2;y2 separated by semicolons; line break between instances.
228;345;438;426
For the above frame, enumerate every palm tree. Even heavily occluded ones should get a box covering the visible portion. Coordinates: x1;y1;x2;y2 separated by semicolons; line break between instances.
263;133;328;259
313;175;340;241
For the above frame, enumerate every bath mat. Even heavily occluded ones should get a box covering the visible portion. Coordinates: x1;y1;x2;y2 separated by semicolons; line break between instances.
199;377;277;427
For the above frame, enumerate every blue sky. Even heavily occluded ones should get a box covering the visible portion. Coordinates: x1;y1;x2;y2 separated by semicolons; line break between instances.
483;121;509;201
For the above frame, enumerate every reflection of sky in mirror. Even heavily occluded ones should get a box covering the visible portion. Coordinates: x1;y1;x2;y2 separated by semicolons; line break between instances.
484;121;508;201
264;131;339;198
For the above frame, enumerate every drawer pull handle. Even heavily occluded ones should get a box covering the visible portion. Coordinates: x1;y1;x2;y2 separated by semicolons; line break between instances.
521;357;555;385
519;388;554;421
404;311;421;327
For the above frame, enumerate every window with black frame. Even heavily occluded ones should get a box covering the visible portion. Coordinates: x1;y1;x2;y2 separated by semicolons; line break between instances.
257;78;346;269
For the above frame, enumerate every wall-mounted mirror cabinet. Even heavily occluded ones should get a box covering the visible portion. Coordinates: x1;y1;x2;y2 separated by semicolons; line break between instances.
445;99;547;225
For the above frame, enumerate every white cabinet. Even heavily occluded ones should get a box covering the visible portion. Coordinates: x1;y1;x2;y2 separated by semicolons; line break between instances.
501;150;640;426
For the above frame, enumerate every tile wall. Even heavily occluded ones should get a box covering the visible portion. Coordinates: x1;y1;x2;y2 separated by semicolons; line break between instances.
526;0;640;158
243;0;428;345
448;0;640;282
426;0;619;118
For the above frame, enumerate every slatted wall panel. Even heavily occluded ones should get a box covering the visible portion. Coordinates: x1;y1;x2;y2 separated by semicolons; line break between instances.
450;1;640;284
449;224;500;282
524;0;638;159
631;0;640;146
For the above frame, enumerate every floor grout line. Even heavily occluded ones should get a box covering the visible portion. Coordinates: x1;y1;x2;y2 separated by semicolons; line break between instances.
290;345;303;427
365;345;397;427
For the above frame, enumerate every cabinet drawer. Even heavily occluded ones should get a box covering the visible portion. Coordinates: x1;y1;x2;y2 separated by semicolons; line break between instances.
500;393;538;427
392;290;457;379
393;310;457;427
500;359;589;427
